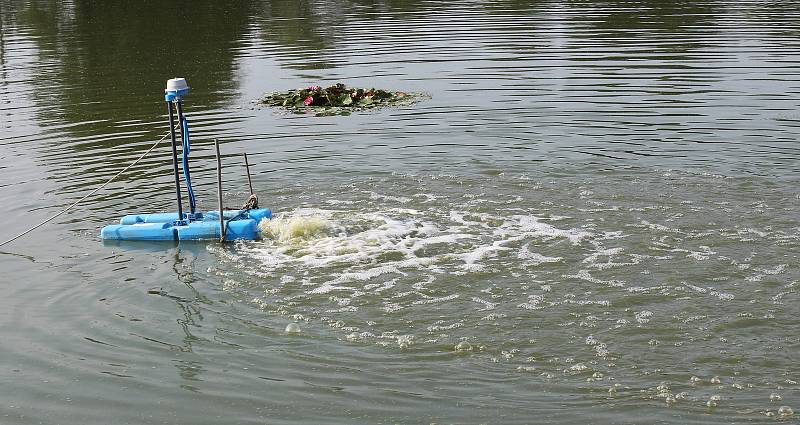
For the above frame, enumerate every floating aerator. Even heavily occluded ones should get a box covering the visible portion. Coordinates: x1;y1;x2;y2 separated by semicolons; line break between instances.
101;78;271;242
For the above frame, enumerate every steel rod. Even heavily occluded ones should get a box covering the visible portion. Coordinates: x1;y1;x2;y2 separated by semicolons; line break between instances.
166;101;183;223
243;153;254;195
215;139;226;243
175;99;195;214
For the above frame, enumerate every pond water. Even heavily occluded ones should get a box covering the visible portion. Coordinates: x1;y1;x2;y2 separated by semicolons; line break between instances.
1;1;799;423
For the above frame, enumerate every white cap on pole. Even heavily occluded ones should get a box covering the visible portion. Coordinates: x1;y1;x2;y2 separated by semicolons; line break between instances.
165;78;190;101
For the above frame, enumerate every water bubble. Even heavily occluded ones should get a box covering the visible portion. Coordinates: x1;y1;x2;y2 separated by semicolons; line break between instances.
690;376;701;385
635;310;654;324
454;341;472;352
710;376;722;384
285;323;301;334
766;411;775;417
707;394;721;408
569;363;588;374
770;393;782;402
517;366;536;373
778;406;794;417
665;396;677;406
397;335;414;349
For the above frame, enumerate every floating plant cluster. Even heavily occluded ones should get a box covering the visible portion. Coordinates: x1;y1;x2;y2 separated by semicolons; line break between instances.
261;83;425;115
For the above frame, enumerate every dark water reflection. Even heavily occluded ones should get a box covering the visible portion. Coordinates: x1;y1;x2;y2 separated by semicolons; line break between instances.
13;1;251;119
2;1;798;173
1;1;799;424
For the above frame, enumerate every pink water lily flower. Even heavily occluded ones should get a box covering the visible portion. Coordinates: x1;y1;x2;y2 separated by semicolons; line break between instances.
303;96;314;106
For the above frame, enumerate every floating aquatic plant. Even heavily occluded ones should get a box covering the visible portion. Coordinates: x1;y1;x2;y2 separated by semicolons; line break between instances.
261;83;425;116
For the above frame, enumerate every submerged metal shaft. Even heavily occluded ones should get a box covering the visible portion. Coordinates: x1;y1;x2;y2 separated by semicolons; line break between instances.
215;139;226;242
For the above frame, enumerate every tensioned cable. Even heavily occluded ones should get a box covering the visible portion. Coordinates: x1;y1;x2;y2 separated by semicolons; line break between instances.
0;127;177;247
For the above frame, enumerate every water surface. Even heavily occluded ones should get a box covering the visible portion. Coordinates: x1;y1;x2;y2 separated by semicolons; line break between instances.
0;1;799;423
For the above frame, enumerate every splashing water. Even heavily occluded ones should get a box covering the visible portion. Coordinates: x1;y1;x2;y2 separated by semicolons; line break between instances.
207;171;800;416
259;211;333;242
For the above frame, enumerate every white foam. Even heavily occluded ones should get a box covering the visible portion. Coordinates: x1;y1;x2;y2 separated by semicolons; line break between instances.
411;293;460;305
568;269;625;288
471;297;497;311
460;241;511;267
681;282;735;301
635;310;654;324
513;215;592;244
217;205;605;352
518;244;562;265
366;191;412;204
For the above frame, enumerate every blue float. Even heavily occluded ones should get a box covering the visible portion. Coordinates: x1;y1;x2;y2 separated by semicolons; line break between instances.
100;78;269;242
101;208;272;241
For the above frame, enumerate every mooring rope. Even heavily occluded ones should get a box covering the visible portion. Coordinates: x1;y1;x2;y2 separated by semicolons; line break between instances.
0;127;177;247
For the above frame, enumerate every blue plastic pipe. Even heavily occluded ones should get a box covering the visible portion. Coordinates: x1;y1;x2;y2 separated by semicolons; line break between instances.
175;100;196;215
